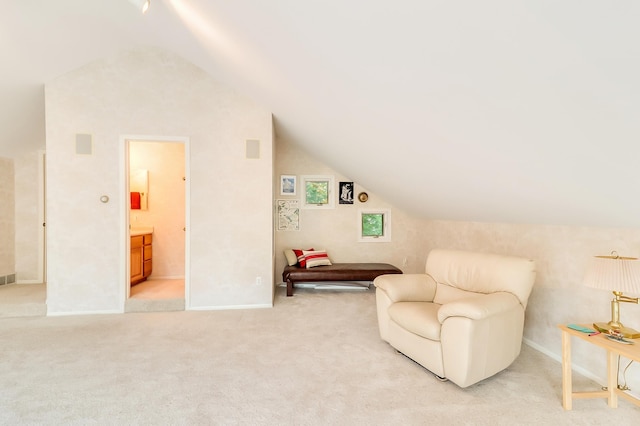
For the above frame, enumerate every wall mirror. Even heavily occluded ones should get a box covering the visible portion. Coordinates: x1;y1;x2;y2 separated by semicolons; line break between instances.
130;169;148;210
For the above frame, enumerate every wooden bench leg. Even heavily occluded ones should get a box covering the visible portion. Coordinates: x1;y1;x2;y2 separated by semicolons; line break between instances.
286;279;294;297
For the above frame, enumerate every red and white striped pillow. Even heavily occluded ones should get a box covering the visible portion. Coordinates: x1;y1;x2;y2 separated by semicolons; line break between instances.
302;250;332;268
291;248;314;267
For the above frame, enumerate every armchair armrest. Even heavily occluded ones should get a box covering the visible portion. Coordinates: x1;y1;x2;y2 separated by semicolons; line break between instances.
374;273;436;302
438;292;520;323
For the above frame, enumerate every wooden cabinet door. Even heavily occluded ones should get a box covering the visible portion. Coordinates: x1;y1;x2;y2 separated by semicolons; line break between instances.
143;236;152;279
131;248;143;282
130;235;144;284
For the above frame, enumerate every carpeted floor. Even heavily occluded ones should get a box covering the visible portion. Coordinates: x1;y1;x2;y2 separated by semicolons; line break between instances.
0;283;46;318
0;286;637;425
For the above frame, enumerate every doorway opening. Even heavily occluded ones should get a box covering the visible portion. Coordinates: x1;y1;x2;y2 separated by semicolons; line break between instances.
121;136;189;313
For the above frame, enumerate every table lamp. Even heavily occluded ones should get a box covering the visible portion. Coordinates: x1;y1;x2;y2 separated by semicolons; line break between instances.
583;252;640;339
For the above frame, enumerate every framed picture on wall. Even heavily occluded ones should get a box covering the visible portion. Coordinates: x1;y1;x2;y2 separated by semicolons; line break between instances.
301;175;335;209
339;182;354;204
280;175;297;196
276;199;300;231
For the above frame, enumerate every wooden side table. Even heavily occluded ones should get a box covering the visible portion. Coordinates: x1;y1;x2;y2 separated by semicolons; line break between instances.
558;324;640;410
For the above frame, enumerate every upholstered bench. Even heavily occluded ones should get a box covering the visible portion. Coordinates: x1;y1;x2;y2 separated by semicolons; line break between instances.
283;263;402;296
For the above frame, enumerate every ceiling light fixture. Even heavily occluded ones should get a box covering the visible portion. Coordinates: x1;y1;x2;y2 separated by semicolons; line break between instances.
128;0;151;14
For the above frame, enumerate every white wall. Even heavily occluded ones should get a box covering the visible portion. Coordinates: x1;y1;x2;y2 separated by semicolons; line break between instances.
0;157;15;279
45;48;273;314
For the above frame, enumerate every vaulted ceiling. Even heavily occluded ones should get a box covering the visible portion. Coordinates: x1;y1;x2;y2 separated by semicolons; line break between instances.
2;1;639;228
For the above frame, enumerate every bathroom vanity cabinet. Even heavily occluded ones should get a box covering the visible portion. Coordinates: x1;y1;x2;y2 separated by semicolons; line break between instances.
131;233;152;285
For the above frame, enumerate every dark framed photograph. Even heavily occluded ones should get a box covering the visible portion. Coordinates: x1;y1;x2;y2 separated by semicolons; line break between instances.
339;182;354;204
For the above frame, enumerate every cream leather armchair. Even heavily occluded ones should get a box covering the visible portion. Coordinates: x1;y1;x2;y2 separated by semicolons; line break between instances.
374;249;536;388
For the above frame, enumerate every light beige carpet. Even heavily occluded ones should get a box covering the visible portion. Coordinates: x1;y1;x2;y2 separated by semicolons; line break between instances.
0;286;637;425
0;283;46;318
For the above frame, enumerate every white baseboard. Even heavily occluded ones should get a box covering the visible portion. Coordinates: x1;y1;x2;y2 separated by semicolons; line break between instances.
277;281;371;290
188;303;272;311
523;338;603;384
47;308;123;316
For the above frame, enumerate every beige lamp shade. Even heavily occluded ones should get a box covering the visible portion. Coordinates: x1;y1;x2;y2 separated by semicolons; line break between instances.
583;254;640;295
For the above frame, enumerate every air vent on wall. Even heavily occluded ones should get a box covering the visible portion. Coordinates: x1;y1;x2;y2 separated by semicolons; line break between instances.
246;139;260;159
75;134;93;155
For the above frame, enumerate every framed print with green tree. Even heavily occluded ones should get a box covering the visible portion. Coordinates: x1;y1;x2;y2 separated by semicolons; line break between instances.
301;175;335;209
358;209;391;242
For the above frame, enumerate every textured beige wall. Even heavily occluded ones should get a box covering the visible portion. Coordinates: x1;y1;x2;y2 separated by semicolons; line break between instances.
129;141;185;279
14;150;42;282
45;48;273;313
423;221;640;389
274;136;427;284
422;220;640;391
0;157;15;278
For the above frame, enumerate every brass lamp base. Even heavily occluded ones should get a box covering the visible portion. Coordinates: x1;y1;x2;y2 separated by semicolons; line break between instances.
593;322;640;339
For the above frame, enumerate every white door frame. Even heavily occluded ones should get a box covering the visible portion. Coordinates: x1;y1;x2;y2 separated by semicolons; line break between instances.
119;135;191;311
17;150;47;286
39;150;47;285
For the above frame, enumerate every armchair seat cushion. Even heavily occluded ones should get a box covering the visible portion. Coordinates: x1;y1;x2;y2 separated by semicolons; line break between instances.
389;302;442;341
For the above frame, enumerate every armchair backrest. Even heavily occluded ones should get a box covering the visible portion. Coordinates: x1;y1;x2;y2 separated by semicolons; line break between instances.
425;249;536;308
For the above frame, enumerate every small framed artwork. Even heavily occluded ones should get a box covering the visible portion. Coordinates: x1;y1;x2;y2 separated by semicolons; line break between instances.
339;182;354;204
280;175;297;196
276;199;300;231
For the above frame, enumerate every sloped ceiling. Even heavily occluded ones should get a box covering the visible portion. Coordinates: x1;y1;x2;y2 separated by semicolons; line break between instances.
2;1;639;228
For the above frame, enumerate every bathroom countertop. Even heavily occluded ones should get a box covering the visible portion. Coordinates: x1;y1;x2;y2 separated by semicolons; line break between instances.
130;227;154;236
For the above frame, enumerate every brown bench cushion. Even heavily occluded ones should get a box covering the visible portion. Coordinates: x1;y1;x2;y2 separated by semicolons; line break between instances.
283;263;402;296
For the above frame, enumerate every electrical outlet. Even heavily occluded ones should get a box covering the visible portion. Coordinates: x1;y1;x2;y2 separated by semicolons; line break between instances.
256;276;262;285
402;257;408;267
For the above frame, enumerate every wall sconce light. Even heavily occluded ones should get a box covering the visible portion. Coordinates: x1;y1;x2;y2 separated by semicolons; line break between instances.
128;0;151;14
583;251;640;338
